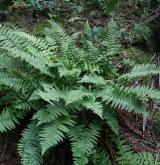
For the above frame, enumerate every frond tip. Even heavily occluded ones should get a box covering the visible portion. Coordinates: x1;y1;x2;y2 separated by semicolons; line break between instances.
0;108;23;133
120;64;160;79
39;117;75;155
68;122;102;165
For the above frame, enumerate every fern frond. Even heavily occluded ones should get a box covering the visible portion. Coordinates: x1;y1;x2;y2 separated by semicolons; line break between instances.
114;137;159;165
44;21;67;44
18;121;43;165
39;116;75;155
0;108;24;133
98;85;147;115
34;84;64;104
0;54;16;70
79;74;106;85
14;102;33;111
81;99;103;118
85;41;101;62
58;67;81;78
68;122;102;165
114;137;135;165
0;25;52;75
120;64;160;79
136;153;156;165
103;108;119;134
0;24;54;53
104;20;121;56
64;87;94;105
126;85;160;100
0;72;27;92
33;103;69;125
14;29;53;52
103;0;119;14
93;149;111;165
8;47;50;74
60;37;78;59
83;62;101;74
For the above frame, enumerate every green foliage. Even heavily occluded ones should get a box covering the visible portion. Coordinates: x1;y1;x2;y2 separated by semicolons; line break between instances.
92;149;112;165
39;116;75;154
120;64;160;79
18;122;43;165
33;103;69;125
86;0;119;15
26;0;54;11
98;84;147;115
125;48;152;65
0;108;24;132
103;108;119;134
68;122;102;165
0;21;160;165
103;0;119;14
114;137;160;165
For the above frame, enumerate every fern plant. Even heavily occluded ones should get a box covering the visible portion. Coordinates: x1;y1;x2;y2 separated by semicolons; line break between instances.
0;21;160;165
114;137;160;165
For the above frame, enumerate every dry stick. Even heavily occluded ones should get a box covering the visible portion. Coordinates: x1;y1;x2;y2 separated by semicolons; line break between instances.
142;53;158;132
144;7;160;23
149;53;156;64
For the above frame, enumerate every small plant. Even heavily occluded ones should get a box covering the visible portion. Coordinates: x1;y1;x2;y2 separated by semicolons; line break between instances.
103;0;119;14
114;137;160;165
86;0;119;15
0;21;160;165
26;0;55;12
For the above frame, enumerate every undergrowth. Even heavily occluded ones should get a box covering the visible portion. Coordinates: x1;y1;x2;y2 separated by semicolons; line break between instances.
0;19;160;164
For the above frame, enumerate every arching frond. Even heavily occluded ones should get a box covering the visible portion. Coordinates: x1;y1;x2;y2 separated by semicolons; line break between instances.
39;116;75;155
120;64;160;79
103;108;119;134
126;85;160;100
18;121;43;165
81;99;103;118
98;85;147;115
68;122;102;165
33;103;69;125
0;108;24;133
114;137;159;165
93;149;111;165
79;74;106;85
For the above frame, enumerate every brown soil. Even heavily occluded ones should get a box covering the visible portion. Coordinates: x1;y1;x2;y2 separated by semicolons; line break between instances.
6;9;46;32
